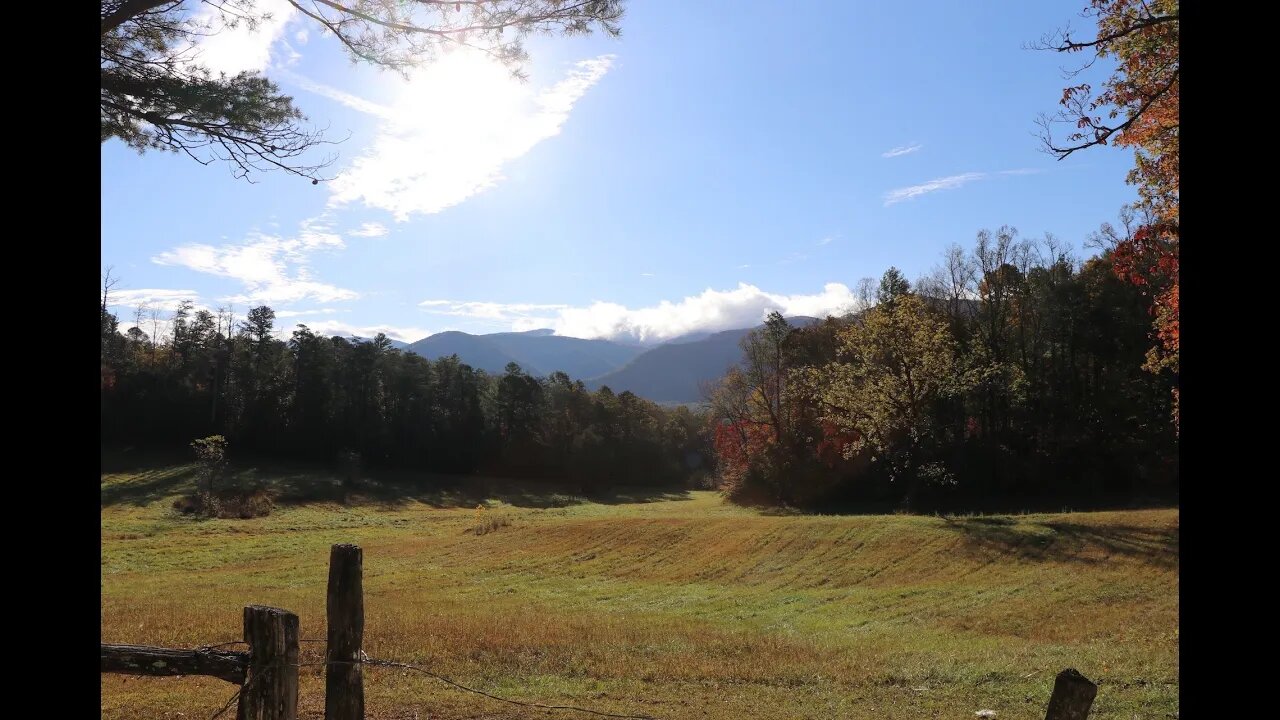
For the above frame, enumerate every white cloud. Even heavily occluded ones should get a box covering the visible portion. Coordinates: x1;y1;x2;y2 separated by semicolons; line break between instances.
817;237;834;246
107;288;201;310
103;291;222;341
278;40;303;68
297;319;431;343
327;51;614;220
640;272;655;277
186;0;297;75
274;308;341;318
422;283;858;344
278;70;395;119
883;172;987;206
294;29;309;45
881;143;923;158
420;300;570;325
349;222;389;238
152;218;358;306
553;283;856;342
883;168;1043;206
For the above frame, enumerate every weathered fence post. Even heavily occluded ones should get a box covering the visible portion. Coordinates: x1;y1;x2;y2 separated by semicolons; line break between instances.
1044;668;1098;720
326;543;365;720
238;605;300;720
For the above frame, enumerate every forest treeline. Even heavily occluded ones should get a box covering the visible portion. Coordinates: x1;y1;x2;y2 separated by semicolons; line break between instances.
101;222;1176;511
705;224;1177;510
100;304;711;491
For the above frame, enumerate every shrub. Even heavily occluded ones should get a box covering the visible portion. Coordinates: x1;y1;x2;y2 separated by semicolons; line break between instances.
217;490;274;519
171;489;273;519
470;504;511;535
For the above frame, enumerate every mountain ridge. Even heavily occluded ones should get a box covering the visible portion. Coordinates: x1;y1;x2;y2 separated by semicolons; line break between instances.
394;316;824;403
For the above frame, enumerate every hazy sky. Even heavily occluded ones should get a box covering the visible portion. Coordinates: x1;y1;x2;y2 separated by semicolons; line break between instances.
101;0;1136;344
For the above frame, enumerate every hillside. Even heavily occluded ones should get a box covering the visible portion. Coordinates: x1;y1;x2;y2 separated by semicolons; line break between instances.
588;316;820;402
100;463;1179;720
483;330;644;379
404;329;644;378
404;331;532;374
586;325;748;401
347;335;411;351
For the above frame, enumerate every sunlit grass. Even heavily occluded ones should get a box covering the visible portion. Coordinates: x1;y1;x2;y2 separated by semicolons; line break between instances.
101;462;1178;719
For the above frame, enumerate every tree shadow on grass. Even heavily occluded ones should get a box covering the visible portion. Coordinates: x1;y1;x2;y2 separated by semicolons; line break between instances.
349;475;692;511
102;452;693;511
939;515;1179;568
100;464;201;507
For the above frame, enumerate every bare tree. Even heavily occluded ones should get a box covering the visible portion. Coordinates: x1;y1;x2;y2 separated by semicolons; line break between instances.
942;243;977;317
149;306;162;356
101;266;120;316
101;268;123;356
1085;204;1153;253
854;277;878;312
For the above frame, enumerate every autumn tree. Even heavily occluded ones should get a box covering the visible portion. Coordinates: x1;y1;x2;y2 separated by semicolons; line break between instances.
101;0;626;180
739;312;796;444
706;312;820;503
706;367;772;497
1035;0;1179;429
809;292;958;508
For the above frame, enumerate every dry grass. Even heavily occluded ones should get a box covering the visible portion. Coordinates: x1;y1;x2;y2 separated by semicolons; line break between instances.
101;462;1178;719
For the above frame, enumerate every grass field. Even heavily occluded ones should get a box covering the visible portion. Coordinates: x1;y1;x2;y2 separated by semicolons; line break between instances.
101;461;1178;719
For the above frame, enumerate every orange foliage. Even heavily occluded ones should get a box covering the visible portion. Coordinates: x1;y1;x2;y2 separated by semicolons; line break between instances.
712;420;774;485
814;421;858;467
1060;0;1179;428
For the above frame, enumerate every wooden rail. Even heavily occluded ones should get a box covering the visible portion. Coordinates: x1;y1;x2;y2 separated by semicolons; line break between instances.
100;643;249;684
102;605;299;720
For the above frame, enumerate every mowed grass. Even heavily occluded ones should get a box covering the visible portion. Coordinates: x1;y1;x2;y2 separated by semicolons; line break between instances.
101;462;1178;719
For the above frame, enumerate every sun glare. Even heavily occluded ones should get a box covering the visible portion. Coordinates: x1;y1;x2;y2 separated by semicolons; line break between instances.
329;49;613;219
391;50;528;135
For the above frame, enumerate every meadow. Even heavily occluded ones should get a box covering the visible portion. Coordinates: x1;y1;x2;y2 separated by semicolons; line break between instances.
101;461;1178;719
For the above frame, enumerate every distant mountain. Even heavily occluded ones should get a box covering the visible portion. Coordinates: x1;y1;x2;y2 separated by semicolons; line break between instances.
661;329;715;345
403;329;644;379
587;316;820;403
405;331;529;374
484;331;644;380
397;316;828;401
347;335;411;351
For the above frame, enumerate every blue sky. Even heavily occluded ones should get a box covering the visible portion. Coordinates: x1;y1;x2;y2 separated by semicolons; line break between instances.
102;0;1136;345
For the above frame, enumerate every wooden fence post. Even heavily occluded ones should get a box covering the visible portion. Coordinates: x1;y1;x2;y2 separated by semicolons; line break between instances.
1044;668;1098;720
326;543;365;720
238;605;300;720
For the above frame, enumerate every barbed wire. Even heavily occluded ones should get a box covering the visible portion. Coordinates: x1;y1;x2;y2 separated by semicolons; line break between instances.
209;670;261;720
208;681;240;717
348;657;658;720
197;640;248;651
193;643;660;720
